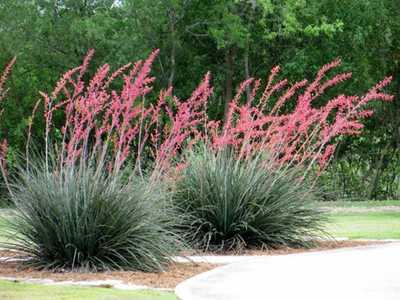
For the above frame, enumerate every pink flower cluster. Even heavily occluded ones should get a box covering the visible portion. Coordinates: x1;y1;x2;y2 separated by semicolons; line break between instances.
0;58;16;169
40;51;393;176
209;59;393;172
41;50;211;175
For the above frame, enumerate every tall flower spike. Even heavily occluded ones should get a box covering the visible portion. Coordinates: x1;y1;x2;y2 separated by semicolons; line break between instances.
210;60;393;173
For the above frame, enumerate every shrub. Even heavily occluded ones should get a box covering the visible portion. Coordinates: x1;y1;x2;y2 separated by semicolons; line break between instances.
173;147;326;252
1;159;181;272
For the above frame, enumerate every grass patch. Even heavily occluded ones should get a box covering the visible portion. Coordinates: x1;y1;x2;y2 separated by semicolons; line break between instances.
326;212;400;239
318;201;400;239
0;280;176;300
319;200;400;208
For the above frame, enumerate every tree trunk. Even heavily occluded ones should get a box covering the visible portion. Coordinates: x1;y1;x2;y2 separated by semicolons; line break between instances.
168;10;177;88
244;43;251;104
369;143;390;199
224;48;234;121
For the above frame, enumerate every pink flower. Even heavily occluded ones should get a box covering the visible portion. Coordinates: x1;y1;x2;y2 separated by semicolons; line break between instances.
39;50;393;177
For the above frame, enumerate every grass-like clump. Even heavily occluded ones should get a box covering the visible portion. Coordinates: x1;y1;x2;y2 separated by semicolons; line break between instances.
173;147;326;251
0;160;181;272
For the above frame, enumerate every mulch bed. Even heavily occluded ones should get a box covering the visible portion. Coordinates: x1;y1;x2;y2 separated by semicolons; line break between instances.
0;240;387;289
0;260;216;289
183;239;387;256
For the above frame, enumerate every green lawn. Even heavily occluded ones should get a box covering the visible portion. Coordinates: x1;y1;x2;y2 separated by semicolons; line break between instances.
317;201;400;239
326;211;400;239
0;280;176;300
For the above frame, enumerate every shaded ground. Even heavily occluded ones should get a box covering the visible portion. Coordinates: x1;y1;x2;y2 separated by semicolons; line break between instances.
319;200;400;212
0;280;176;300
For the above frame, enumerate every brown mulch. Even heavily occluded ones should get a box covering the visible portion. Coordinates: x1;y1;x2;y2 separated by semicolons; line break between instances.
183;239;387;256
0;240;387;289
0;261;216;289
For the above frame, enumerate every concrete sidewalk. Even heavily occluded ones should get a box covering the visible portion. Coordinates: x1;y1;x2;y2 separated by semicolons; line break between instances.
175;242;400;300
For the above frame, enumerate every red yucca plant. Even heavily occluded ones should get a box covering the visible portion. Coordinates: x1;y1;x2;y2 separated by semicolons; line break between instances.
208;60;393;174
0;58;16;174
39;49;211;177
37;50;392;178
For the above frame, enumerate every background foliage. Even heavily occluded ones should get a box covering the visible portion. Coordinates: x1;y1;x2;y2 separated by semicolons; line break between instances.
0;0;399;199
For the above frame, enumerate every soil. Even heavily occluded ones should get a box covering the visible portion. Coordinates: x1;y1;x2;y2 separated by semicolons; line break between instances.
0;240;387;289
182;240;387;256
